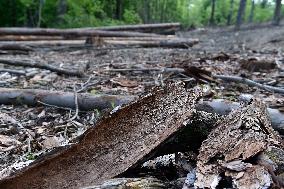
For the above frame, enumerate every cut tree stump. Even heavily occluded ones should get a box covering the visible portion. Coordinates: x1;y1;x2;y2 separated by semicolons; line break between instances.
0;83;201;189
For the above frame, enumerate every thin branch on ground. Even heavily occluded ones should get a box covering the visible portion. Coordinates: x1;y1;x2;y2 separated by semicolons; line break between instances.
213;74;284;94
0;59;84;77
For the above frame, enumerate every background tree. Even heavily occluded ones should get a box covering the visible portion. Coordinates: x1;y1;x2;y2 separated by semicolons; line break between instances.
235;0;247;29
273;0;282;25
248;0;255;23
227;0;235;25
209;0;216;25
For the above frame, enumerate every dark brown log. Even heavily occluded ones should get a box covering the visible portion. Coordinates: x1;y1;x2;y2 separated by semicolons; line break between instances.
0;88;135;111
0;83;201;189
0;28;161;37
0;59;83;77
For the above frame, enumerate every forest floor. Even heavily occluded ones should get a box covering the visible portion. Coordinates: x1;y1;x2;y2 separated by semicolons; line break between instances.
1;23;284;185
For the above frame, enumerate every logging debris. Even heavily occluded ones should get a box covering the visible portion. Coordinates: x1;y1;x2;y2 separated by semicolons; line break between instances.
0;82;202;189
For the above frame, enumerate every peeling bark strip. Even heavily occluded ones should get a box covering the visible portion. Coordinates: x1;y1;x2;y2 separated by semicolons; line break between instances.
0;83;201;189
0;88;135;111
195;99;283;189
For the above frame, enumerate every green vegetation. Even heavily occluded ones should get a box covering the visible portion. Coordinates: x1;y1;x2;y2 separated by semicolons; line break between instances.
0;0;282;28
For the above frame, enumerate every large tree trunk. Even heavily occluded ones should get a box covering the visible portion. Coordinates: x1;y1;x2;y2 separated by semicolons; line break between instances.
235;0;247;30
273;0;282;26
227;0;234;25
248;0;255;23
209;0;216;26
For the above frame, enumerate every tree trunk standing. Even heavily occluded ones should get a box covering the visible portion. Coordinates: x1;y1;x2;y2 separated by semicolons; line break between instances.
10;0;17;26
273;0;282;26
209;0;216;25
227;0;234;25
235;0;247;30
160;0;167;23
115;0;123;20
37;0;44;27
142;0;151;23
57;0;67;24
248;0;255;23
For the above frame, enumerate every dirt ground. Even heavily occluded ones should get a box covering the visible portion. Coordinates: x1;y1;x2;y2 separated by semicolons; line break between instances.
1;24;284;180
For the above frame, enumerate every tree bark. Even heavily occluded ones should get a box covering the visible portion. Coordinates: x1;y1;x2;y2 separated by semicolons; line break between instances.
273;0;282;26
209;0;216;26
227;0;234;25
235;0;247;30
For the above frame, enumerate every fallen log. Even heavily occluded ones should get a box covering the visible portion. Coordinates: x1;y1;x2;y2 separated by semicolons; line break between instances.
0;88;135;111
85;22;181;34
0;35;66;41
0;23;180;36
0;59;83;77
0;83;201;189
0;87;283;134
0;28;160;38
104;38;199;48
0;44;33;51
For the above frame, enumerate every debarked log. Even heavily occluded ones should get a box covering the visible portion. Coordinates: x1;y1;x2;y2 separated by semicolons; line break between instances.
0;83;202;189
0;28;161;38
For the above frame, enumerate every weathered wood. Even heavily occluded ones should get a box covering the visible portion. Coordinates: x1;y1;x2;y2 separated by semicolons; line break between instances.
0;83;201;189
195;99;283;188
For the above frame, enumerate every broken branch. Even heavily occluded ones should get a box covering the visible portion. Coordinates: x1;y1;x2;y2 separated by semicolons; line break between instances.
0;59;83;77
